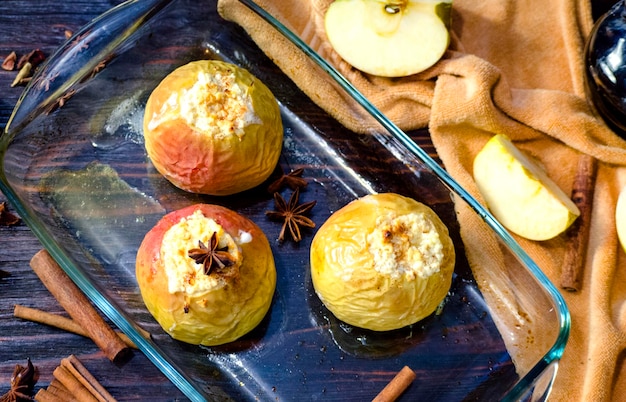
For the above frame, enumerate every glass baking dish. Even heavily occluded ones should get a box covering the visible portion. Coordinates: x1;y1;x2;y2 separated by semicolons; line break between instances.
0;0;570;400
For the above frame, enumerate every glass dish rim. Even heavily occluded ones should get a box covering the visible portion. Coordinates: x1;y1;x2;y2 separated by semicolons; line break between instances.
0;0;571;400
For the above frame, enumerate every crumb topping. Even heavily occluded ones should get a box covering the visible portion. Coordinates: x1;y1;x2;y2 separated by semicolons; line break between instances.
149;68;261;139
161;210;243;295
366;212;444;280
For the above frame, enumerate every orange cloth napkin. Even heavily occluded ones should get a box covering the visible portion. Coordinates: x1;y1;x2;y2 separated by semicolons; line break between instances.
217;0;626;400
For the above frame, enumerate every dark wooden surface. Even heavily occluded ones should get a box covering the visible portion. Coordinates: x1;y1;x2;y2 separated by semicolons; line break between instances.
0;1;188;400
0;1;616;401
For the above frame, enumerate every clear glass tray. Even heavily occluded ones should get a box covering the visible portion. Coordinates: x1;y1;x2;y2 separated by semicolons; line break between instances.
0;0;569;400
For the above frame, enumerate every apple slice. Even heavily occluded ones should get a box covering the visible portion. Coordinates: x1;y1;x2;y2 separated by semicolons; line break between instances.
616;186;626;252
324;0;452;77
473;134;580;241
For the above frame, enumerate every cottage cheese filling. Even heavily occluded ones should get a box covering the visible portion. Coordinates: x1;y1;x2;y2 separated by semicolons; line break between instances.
160;210;243;295
149;69;261;139
366;212;444;280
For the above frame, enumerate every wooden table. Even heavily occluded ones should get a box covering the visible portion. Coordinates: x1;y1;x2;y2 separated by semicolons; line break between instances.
0;0;616;401
0;1;188;400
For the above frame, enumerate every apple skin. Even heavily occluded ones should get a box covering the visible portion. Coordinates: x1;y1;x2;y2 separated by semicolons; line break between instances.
310;193;455;331
324;0;452;77
135;204;276;346
473;134;580;241
143;60;283;196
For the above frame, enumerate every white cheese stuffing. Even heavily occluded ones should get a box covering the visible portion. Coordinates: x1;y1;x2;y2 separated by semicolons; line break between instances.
160;210;241;295
366;212;444;281
149;69;261;139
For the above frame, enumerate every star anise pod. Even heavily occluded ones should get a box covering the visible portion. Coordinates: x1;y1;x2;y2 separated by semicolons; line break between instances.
266;188;316;242
0;358;38;402
0;202;20;226
43;89;76;115
188;232;236;275
82;53;116;82
267;168;308;194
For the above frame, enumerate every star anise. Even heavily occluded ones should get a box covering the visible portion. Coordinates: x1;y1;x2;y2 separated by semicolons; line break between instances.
43;89;76;115
267;168;308;194
70;31;92;51
187;232;236;275
266;188;316;242
0;358;38;402
82;53;116;83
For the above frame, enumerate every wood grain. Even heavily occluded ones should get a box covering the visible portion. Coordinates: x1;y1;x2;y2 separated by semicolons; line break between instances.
0;1;186;400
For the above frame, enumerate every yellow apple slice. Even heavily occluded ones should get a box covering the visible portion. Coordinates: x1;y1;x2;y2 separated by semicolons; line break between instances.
324;0;452;77
616;186;626;252
473;134;580;241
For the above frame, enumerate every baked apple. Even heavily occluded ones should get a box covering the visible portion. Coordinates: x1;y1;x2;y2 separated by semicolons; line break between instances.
135;204;276;346
143;60;283;195
310;193;455;331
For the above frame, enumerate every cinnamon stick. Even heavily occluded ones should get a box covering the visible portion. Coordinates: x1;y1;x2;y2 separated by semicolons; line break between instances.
29;249;130;362
38;356;117;402
61;355;117;402
47;379;74;400
13;304;145;349
53;365;100;402
372;366;416;402
34;388;66;402
560;154;597;292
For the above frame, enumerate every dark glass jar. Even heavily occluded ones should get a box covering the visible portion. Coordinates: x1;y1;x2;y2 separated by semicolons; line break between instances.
585;0;626;138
